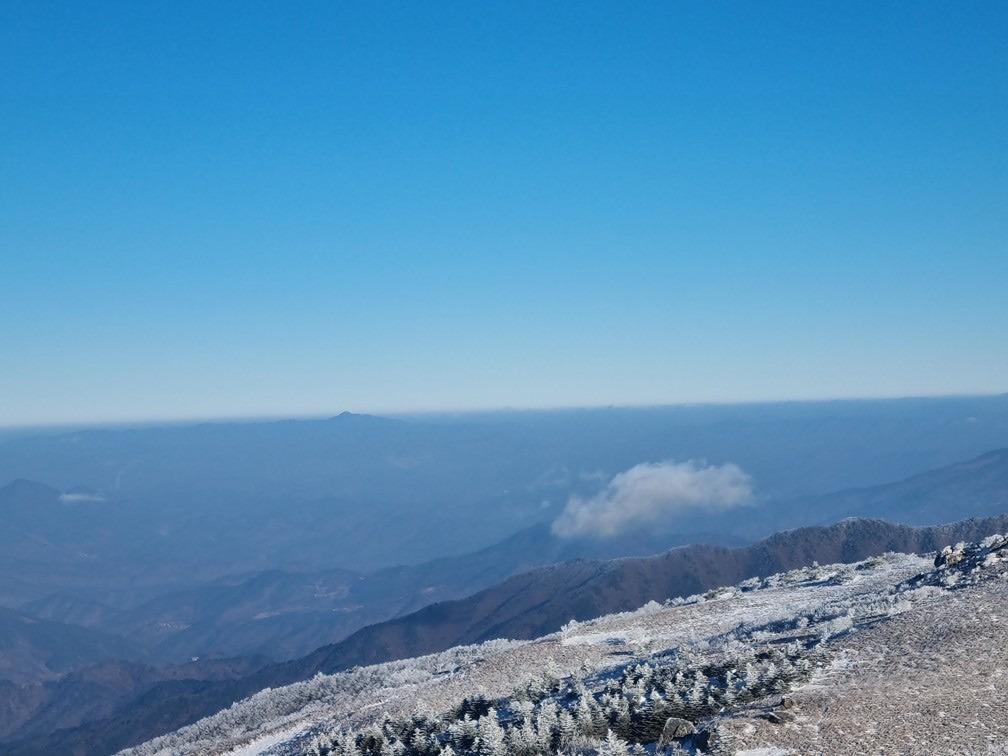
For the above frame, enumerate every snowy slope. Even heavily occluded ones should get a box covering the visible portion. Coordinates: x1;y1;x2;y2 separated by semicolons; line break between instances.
120;536;1008;756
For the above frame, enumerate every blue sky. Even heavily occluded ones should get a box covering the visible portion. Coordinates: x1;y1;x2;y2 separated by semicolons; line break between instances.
2;1;1006;426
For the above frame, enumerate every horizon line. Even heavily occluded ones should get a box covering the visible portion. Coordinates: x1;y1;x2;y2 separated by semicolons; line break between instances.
2;390;1006;435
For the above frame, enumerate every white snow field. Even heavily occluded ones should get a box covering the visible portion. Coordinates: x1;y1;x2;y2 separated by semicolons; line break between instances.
120;536;1008;756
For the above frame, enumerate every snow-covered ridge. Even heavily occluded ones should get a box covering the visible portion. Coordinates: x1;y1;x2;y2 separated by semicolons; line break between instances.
120;535;1008;756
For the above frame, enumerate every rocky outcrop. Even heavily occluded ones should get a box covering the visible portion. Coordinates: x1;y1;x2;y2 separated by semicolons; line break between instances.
656;716;695;746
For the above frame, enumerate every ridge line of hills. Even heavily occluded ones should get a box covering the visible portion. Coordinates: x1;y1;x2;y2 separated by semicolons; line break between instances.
4;446;1008;667
7;512;1008;756
3;434;1008;754
123;532;1008;756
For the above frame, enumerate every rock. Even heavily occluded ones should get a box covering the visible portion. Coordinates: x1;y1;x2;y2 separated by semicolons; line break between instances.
761;710;795;724
934;544;966;568
780;694;796;709
657;716;696;746
693;725;733;755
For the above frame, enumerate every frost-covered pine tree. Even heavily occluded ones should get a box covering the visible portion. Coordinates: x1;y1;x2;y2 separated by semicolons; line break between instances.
721;669;736;705
534;701;559;751
761;661;778;688
477;712;507;756
575;687;598;736
556;708;577;750
448;714;479;752
506;717;541;756
598;729;629;756
742;662;759;693
686;670;708;715
331;731;362;756
304;734;331;756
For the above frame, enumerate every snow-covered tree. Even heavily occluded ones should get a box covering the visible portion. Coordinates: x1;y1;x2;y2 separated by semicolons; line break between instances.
598;729;629;756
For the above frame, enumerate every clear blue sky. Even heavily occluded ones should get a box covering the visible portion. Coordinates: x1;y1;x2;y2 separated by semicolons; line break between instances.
2;1;1006;426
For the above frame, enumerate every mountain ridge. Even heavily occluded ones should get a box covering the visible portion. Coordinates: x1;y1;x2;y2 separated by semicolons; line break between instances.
9;445;1008;666
116;532;1008;756
9;512;1008;756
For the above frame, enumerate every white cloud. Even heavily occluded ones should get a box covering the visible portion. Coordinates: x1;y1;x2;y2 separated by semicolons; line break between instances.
551;459;753;539
59;491;105;503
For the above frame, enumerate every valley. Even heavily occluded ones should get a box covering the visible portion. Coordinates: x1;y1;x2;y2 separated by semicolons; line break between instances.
2;400;1008;753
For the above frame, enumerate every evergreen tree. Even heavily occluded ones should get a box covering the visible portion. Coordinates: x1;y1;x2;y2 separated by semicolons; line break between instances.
476;712;507;756
599;729;629;756
556;709;578;751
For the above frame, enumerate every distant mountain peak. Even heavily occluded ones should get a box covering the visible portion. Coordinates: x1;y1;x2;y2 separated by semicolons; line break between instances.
0;479;61;506
325;411;402;425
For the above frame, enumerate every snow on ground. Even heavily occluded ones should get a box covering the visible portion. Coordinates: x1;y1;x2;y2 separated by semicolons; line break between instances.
226;727;298;756
120;538;1008;756
719;571;1008;753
